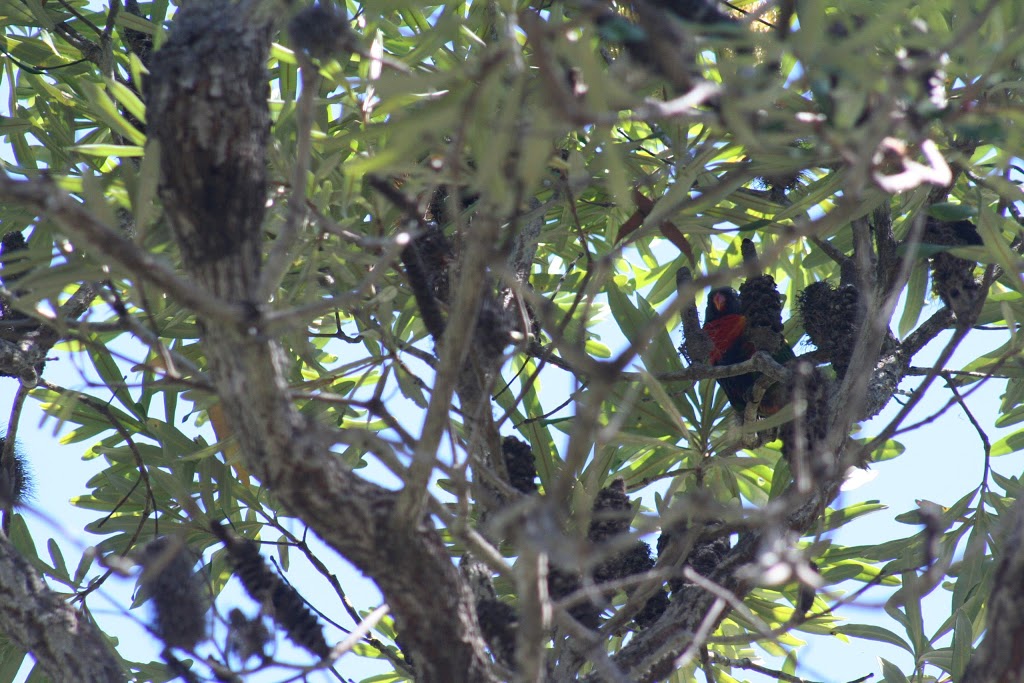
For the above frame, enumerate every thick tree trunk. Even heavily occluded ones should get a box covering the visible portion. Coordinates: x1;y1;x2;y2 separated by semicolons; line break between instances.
963;496;1024;683
0;535;123;682
144;2;496;680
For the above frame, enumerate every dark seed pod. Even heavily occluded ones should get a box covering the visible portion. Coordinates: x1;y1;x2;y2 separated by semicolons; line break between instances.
218;529;330;659
227;609;271;664
587;478;632;545
687;535;731;577
594;540;655;585
924;219;983;324
677;267;713;364
0;231;29;322
427;185;479;227
400;222;452;340
780;362;833;482
271;581;331;658
547;565;602;629
288;3;351;61
139;537;208;650
739;274;786;355
798;281;861;378
501;436;538;494
225;537;279;604
0;437;30;510
657;523;730;594
633;588;670;628
414;222;453;302
475;294;514;360
476;597;517;668
0;231;28;285
797;561;819;618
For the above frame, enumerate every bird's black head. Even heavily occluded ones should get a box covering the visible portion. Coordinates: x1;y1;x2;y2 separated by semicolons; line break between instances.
705;287;741;322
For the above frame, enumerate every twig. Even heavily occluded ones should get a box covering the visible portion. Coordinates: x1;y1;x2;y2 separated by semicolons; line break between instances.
0;175;250;325
260;59;320;300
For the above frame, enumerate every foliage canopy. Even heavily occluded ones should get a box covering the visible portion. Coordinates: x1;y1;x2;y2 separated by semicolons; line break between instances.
0;0;1022;682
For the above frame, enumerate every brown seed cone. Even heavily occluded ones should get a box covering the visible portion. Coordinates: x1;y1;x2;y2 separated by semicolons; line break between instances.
677;267;712;363
633;588;670;629
739;274;786;354
547;565;603;629
656;523;730;594
475;294;514;360
501;436;538;494
476;597;518;667
588;478;632;544
139;537;208;650
798;281;861;378
924;218;983;323
780;362;833;483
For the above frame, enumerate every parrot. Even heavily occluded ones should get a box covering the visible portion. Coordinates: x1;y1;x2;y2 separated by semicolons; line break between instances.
703;287;795;413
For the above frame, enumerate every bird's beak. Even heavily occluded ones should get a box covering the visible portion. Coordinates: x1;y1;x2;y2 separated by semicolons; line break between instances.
712;291;728;311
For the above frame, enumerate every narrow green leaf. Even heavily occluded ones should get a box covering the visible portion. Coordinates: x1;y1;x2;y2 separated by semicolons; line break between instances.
47;539;68;582
879;658;909;683
833;624;912;653
106;78;147;124
991;428;1024;456
951;609;973;681
898;260;927;338
71;144;145;157
80;80;146;145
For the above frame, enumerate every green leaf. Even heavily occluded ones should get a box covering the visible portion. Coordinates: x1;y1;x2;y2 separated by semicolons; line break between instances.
80;80;146;146
991;428;1024;456
951;609;973;681
71;144;145;158
898;260;928;338
833;624;912;654
47;539;69;582
879;658;909;683
927;202;976;221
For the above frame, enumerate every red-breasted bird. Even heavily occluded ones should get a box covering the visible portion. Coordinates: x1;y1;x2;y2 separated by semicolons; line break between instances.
704;287;794;413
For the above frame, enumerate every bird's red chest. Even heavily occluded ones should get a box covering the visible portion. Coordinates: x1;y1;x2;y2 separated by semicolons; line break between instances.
704;314;750;364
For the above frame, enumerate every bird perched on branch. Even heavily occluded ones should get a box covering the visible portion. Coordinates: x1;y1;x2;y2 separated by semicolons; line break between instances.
704;287;794;413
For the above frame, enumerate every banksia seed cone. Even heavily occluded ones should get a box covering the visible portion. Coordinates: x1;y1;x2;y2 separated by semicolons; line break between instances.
588;478;632;544
476;294;514;360
227;609;271;664
476;597;518;667
288;3;351;61
501;436;538;494
271;581;331;658
139;537;208;650
414;222;453;302
780;362;833;482
218;526;330;658
547;565;602;629
798;281;861;378
656;523;730;594
0;437;29;510
924;218;983;323
739;274;786;355
678;267;712;364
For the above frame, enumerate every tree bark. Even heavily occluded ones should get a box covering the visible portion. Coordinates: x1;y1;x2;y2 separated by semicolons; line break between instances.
0;535;123;682
144;2;496;680
963;495;1024;683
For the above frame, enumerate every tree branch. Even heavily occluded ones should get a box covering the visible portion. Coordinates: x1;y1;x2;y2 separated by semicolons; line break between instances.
144;4;496;680
0;534;123;681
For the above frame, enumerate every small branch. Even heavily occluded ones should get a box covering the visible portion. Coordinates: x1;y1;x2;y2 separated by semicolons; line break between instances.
260;59;320;300
0;175;250;326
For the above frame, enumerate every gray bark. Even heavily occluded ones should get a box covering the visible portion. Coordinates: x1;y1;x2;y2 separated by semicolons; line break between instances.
0;535;124;682
962;496;1024;683
144;2;496;681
